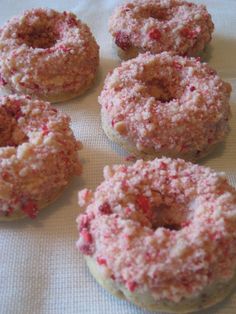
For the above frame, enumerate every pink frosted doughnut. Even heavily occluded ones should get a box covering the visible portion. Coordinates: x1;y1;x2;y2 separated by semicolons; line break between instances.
0;8;99;103
109;0;214;59
0;95;82;221
99;52;231;161
76;158;236;312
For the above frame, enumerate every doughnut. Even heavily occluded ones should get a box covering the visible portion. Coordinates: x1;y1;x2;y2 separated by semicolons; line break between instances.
0;8;99;103
109;0;214;59
99;52;231;161
0;95;82;221
76;157;236;313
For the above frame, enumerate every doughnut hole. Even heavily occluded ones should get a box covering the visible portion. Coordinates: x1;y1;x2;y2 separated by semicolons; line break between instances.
0;106;28;147
136;6;173;21
149;8;173;21
151;203;184;231
16;19;60;49
145;79;175;102
134;191;190;232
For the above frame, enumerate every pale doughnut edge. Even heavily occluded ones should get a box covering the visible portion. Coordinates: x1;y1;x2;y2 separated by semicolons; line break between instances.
0;185;65;222
114;45;210;61
116;45;140;60
85;256;236;313
0;74;97;104
101;111;219;161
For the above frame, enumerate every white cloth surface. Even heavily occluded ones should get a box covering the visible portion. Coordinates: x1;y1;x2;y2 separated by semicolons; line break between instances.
0;0;236;313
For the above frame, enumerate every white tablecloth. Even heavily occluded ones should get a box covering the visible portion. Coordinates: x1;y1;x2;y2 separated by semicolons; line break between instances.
0;1;236;313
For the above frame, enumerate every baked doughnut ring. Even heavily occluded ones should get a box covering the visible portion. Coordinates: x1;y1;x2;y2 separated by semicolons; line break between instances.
0;8;99;102
76;158;236;313
99;52;231;161
109;0;214;59
0;95;82;221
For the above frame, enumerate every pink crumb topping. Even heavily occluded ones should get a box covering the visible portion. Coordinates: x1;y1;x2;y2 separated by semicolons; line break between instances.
0;8;99;99
21;200;38;219
109;0;214;56
148;28;162;41
76;158;236;302
99;52;231;158
0;95;82;218
115;31;131;51
96;257;107;266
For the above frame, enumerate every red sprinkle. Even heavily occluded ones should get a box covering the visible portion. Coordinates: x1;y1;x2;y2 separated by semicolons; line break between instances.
111;119;116;127
181;27;198;39
148;28;161;41
22;201;38;219
159;161;167;170
173;61;183;70
136;195;150;213
79;243;93;255
115;31;131;51
126;281;137;292
79;214;90;231
0;73;7;86
125;155;136;162
190;86;196;92
81;230;93;244
99;202;112;215
96;257;107;266
42;124;50;135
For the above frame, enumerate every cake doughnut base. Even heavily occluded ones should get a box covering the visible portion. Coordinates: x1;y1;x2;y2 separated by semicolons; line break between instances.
0;9;99;103
116;45;140;60
109;0;214;58
85;256;236;313
101;112;218;161
115;45;210;61
0;186;64;222
37;79;95;103
0;77;96;104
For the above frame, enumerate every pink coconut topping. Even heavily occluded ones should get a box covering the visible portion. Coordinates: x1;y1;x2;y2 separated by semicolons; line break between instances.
109;0;214;56
0;8;99;98
0;95;82;218
99;52;231;157
76;158;236;302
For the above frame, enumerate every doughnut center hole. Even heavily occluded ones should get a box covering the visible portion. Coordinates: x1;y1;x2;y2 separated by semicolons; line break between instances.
17;23;59;49
0;107;28;147
146;79;174;102
150;203;187;232
161;223;181;231
149;9;171;21
138;7;172;21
